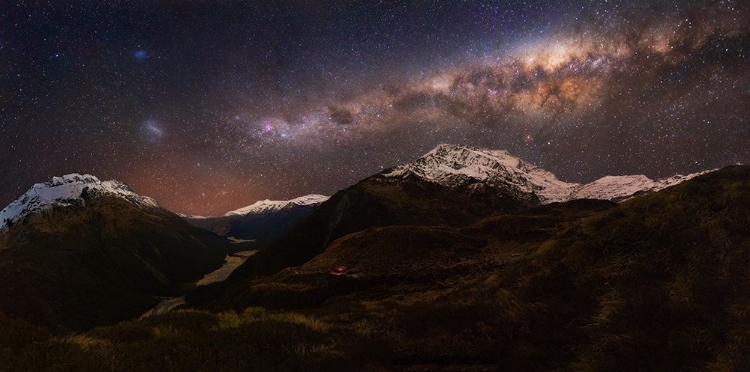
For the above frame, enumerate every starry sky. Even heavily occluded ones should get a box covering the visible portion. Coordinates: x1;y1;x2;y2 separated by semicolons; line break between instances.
2;0;749;216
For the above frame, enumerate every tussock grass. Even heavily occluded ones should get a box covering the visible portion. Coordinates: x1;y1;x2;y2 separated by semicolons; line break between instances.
4;166;750;370
59;334;111;350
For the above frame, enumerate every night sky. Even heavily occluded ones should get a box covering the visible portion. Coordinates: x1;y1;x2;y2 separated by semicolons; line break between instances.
2;0;749;216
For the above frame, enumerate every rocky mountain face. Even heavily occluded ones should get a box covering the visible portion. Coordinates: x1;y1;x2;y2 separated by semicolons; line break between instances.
382;144;574;203
0;173;158;232
0;174;228;332
383;144;707;203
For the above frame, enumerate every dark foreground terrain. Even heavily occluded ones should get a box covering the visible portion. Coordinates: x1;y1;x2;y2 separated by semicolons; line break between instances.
2;166;750;371
0;195;228;333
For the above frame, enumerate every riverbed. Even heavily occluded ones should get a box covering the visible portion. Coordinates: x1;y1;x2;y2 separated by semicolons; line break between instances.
141;250;257;317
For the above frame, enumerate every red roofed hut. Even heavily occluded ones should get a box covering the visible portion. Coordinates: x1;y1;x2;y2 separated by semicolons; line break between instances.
330;266;348;275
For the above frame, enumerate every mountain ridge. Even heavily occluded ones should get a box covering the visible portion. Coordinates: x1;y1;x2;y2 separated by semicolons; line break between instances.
0;146;708;228
1;151;747;370
0;173;158;232
0;174;228;331
384;144;710;204
224;194;329;217
214;143;714;287
183;195;329;248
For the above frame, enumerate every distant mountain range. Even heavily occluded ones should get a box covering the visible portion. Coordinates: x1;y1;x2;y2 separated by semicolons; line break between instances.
183;194;329;250
218;144;707;282
386;144;707;203
187;165;750;372
0;144;713;331
3;144;749;371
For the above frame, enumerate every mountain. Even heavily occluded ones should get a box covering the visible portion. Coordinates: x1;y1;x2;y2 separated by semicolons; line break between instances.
382;144;574;203
220;146;540;281
26;165;743;372
384;144;707;203
218;144;704;282
224;194;329;217
197;166;747;371
0;174;228;332
0;150;713;333
184;194;329;249
0;173;158;232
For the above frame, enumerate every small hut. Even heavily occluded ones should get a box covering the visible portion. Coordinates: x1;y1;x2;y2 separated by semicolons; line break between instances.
330;265;348;276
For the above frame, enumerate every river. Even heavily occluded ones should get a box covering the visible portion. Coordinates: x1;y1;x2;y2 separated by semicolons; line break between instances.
141;250;257;317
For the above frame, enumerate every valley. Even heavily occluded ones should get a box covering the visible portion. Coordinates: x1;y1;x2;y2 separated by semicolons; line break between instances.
143;250;257;318
6;1;748;370
0;145;747;371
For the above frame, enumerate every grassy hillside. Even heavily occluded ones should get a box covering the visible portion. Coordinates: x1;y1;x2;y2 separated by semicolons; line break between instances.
2;166;750;370
227;171;535;281
0;196;228;332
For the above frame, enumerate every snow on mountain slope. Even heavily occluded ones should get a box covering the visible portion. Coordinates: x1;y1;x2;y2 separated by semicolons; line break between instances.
224;194;329;217
0;173;158;231
568;173;708;201
384;144;576;203
385;144;708;204
183;194;329;242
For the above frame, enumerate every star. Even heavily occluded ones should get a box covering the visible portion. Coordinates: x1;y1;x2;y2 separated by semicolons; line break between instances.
2;1;748;216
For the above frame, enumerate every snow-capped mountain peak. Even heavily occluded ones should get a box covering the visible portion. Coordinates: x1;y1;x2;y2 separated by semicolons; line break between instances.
384;144;708;204
384;144;576;202
224;194;330;217
568;172;711;201
0;173;158;231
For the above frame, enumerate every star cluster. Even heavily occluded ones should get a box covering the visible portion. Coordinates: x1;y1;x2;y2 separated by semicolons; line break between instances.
2;0;749;215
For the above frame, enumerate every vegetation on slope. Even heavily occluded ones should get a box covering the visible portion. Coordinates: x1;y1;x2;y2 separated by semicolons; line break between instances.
228;172;534;280
2;166;750;371
0;196;228;332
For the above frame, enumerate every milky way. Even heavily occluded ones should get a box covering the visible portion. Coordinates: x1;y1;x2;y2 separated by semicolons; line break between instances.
2;1;749;215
